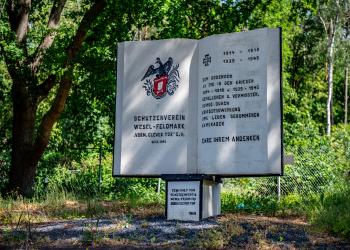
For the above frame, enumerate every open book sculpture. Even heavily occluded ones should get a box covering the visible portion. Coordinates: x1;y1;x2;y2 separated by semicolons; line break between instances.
113;28;282;177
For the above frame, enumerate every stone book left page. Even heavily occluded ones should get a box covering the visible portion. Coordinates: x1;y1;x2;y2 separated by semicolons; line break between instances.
113;39;199;176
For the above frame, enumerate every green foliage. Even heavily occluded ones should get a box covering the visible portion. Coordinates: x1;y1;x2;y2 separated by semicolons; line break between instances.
0;0;349;239
309;182;350;238
222;192;280;215
221;185;350;237
0;59;12;193
0;149;10;193
34;150;164;202
35;155;102;198
0;0;348;191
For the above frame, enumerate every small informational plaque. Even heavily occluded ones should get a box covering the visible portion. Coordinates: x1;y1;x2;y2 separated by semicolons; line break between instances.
167;181;200;221
114;28;282;176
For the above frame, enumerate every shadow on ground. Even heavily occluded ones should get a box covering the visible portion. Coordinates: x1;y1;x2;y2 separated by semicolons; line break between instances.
1;214;349;249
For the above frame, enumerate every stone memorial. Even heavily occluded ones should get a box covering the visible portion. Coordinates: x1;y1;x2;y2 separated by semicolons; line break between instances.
113;28;282;221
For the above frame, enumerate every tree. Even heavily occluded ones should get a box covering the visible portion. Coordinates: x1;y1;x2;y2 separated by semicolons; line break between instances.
0;0;106;196
342;2;350;124
317;0;350;135
346;66;349;124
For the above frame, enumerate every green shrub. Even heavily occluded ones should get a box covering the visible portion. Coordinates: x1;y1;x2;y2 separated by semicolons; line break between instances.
221;192;279;215
0;149;10;194
309;183;350;238
34;151;164;202
222;191;313;217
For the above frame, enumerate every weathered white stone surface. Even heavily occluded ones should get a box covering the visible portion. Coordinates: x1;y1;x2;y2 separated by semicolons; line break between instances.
114;28;282;176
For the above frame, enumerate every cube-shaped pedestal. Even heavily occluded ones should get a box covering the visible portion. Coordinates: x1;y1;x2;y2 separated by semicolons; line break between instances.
165;176;221;221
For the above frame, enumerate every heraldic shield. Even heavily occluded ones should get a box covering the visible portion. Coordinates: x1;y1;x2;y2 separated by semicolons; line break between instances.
141;57;180;99
153;76;168;98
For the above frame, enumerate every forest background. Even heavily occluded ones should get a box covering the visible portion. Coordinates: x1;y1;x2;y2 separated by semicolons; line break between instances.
0;0;349;239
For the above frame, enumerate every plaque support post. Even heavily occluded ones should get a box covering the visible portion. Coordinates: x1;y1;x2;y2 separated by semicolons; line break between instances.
277;176;281;202
162;174;222;221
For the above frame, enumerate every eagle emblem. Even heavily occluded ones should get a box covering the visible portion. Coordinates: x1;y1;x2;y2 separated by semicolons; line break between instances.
142;57;180;99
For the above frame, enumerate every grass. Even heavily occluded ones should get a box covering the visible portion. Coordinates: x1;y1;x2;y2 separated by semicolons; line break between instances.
0;196;163;226
0;197;40;248
221;191;306;217
221;183;350;239
189;228;225;249
189;222;247;248
1;183;349;248
0;189;164;248
308;183;350;238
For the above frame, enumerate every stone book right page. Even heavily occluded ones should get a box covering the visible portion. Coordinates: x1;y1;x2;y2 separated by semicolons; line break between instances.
196;28;282;176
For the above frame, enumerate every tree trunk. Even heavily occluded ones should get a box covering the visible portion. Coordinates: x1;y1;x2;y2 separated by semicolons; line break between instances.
345;66;349;125
5;70;73;197
4;0;106;197
326;31;336;136
7;79;38;197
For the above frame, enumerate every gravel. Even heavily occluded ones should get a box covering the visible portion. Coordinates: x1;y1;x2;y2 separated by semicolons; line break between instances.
1;214;349;249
